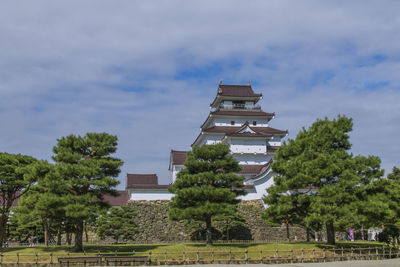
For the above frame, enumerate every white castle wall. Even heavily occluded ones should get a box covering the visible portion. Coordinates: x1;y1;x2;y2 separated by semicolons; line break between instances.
233;154;272;165
212;118;269;127
268;136;282;147
230;139;267;154
172;165;183;183
129;190;174;200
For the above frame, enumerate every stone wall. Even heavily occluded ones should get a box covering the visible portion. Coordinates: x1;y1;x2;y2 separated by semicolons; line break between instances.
127;200;306;242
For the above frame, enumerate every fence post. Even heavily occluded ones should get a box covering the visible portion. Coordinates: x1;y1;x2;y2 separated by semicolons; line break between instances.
383;247;385;259
312;248;315;262
0;252;2;264
50;252;53;264
341;247;344;261
149;251;152;265
183;251;186;264
229;249;232;263
368;247;371;260
376;247;378;260
36;252;39;265
164;250;167;265
196;249;199;263
351;247;353;259
301;248;304;263
245;249;248;264
17;252;20;265
212;249;214;263
359;248;362;259
323;248;326;262
259;250;262;262
291;249;294;263
389;246;392;258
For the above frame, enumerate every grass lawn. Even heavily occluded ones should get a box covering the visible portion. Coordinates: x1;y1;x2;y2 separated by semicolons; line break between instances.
0;241;386;264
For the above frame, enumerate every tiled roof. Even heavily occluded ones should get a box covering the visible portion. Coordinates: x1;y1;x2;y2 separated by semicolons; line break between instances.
243;184;256;190
103;190;130;206
203;125;288;136
239;165;265;174
126;174;158;189
0;190;22;207
218;85;262;97
211;110;274;116
128;184;171;189
267;146;279;152
170;150;188;165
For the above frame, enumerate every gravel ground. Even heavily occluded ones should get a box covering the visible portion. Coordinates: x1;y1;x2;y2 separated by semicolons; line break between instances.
157;259;400;267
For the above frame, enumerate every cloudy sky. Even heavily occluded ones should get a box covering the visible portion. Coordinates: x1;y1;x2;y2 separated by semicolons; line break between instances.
1;1;399;186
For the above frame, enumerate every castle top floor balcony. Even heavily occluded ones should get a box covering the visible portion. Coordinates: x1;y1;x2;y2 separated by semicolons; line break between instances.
218;103;261;110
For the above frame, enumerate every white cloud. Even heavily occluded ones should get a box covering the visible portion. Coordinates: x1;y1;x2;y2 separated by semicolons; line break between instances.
0;1;399;186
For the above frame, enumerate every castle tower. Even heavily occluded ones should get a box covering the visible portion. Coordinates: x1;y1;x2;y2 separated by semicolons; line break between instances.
170;83;288;199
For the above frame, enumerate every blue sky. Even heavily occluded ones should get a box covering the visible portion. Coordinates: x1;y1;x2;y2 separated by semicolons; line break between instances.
1;1;399;186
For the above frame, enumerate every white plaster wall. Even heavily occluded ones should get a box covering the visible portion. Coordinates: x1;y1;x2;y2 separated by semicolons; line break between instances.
253;172;275;202
212;118;269;127
130;190;174;200
172;165;183;183
268;136;282;147
233;154;272;165
230;139;267;154
201;135;224;145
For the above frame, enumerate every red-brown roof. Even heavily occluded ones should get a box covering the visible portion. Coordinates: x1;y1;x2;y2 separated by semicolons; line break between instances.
203;125;288;136
211;110;274;116
0;190;21;207
243;184;256;190
103;190;130;206
170;150;188;165
218;85;262;97
126;174;158;189
239;165;266;174
128;184;171;189
267;146;279;152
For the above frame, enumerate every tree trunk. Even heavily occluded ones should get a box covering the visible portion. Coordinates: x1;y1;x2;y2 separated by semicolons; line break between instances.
74;220;84;252
326;222;335;245
57;229;62;246
66;232;72;245
205;217;213;246
0;212;9;247
286;221;290;242
306;228;310;242
43;218;49;247
85;223;89;242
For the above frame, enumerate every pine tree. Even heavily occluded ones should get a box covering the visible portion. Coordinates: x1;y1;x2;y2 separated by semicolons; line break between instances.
52;133;123;251
264;115;383;245
14;161;68;246
96;205;137;243
168;143;246;246
0;153;37;247
362;167;400;247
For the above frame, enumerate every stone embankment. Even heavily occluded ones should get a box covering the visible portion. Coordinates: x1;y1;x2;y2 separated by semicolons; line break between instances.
127;200;306;242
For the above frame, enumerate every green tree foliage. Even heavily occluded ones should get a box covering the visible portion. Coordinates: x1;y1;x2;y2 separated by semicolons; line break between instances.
0;153;37;247
8;209;44;243
362;167;400;247
168;143;246;246
264;115;383;245
96;205;137;243
52;133;123;251
13;161;68;246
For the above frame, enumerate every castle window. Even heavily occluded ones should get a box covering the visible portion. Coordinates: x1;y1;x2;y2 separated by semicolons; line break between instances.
231;121;235;125
253;121;257;126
